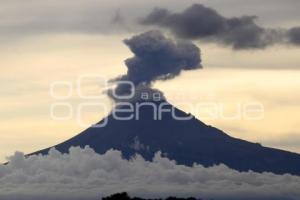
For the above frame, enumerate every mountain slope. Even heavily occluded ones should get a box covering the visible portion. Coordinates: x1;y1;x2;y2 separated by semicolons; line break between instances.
33;100;300;175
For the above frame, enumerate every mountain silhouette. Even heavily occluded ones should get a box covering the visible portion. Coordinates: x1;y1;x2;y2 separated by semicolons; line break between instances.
33;99;300;175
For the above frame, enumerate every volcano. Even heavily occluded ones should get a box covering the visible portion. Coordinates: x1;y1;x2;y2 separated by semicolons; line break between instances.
34;100;300;175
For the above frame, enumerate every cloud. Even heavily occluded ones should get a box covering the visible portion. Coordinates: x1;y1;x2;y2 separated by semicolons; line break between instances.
1;0;300;43
141;4;299;49
288;27;300;45
108;30;201;101
1;0;300;52
0;146;300;200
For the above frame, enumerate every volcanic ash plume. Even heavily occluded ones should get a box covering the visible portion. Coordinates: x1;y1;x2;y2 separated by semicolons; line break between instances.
108;30;202;102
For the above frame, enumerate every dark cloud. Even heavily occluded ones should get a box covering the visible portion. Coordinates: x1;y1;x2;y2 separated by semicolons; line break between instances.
109;30;201;101
220;16;272;49
141;4;299;49
288;27;300;45
142;6;225;39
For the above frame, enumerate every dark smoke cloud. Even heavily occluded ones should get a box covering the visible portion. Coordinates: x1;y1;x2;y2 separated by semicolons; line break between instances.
141;4;299;49
109;30;201;101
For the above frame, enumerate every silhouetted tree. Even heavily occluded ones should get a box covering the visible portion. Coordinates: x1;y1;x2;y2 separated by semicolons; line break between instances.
102;192;200;200
102;192;131;200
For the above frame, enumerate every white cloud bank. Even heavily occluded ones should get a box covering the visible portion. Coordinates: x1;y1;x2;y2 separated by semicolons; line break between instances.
0;146;300;200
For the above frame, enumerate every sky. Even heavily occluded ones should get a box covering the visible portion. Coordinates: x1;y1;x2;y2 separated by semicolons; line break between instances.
0;0;300;162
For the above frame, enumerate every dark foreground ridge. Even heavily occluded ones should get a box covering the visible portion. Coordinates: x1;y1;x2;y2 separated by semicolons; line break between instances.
102;192;200;200
32;100;300;176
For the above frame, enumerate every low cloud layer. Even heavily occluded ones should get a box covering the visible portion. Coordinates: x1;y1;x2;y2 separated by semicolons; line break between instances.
142;4;300;49
109;30;201;101
0;146;300;200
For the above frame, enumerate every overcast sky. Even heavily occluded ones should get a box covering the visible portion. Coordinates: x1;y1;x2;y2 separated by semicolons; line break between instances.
1;0;300;39
0;0;300;161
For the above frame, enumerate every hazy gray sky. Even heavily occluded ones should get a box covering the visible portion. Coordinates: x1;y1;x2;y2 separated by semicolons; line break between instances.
0;0;300;161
